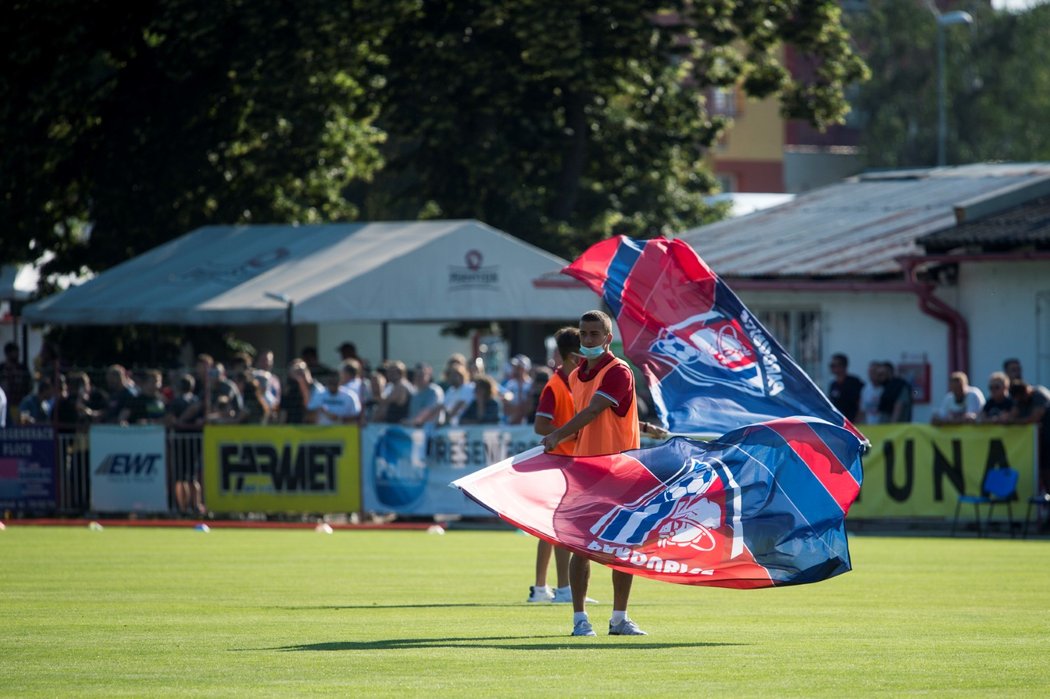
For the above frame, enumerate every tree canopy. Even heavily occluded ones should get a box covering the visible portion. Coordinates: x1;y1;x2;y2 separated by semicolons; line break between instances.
848;0;1050;169
2;0;867;281
1;0;401;281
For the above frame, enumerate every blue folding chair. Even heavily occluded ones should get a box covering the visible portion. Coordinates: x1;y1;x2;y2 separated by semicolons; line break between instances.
951;467;1019;538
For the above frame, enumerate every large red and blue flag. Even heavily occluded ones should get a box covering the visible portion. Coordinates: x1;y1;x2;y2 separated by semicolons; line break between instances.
454;236;866;587
564;235;865;441
453;417;863;588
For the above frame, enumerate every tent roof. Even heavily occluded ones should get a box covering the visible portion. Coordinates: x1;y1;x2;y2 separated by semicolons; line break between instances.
23;220;598;325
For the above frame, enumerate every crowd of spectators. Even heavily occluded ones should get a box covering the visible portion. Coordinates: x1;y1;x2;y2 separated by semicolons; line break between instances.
826;353;1048;430
3;342;1046;438
827;353;1050;494
0;340;569;432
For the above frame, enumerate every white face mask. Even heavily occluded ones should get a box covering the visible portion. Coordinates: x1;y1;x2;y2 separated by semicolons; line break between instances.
577;344;605;359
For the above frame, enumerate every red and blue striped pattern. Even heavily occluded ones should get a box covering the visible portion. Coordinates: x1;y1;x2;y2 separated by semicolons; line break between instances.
454;417;863;588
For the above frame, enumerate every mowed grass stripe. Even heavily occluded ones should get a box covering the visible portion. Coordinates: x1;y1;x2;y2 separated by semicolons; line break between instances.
1;527;1048;697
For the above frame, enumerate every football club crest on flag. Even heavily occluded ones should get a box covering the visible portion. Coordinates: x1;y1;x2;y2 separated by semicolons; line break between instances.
453;417;864;588
564;235;866;441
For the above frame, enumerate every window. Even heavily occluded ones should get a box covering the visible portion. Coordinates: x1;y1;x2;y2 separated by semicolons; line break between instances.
754;309;823;383
715;173;735;193
709;87;737;117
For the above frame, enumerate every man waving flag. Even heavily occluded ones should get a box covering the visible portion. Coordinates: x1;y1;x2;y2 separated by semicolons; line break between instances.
454;236;865;592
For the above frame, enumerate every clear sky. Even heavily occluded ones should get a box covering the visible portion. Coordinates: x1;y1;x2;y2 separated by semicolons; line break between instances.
992;0;1046;10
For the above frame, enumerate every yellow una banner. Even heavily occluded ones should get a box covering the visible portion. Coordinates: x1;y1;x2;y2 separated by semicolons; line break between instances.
850;424;1037;520
203;425;361;513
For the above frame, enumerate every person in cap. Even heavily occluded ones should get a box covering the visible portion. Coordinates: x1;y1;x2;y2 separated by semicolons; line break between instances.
500;354;534;425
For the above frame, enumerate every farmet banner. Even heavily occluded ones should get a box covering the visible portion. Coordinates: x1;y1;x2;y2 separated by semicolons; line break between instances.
203;425;361;513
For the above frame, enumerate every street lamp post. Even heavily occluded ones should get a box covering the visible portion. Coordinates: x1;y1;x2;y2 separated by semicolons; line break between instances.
936;10;974;167
264;291;294;368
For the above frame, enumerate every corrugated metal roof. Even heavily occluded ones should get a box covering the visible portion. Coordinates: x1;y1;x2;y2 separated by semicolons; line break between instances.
677;163;1050;279
919;194;1050;252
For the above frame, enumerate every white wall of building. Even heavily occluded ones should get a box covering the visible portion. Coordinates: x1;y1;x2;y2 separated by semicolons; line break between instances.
956;260;1050;388
738;288;948;423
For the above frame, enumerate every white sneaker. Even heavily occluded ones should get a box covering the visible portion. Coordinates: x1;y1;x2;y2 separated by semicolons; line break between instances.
571;619;596;637
527;585;553;603
608;618;647;636
551;587;599;604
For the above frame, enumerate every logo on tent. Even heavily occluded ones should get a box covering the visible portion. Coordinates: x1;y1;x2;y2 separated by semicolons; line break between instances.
449;250;499;291
169;247;291;284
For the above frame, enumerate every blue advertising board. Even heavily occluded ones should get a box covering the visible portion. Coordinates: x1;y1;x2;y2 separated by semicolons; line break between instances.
0;427;58;511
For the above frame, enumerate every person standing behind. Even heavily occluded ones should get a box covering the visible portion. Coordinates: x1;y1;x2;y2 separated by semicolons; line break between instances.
876;362;912;423
405;363;444;430
234;373;272;424
858;360;883;424
931;371;984;425
253;349;282;413
458;375;501;424
827;353;864;423
102;364;138;423
529;327;580;604
166;375;205;515
540;310;668;637
500;355;534;425
281;359;323;424
1003;358;1023;383
1006;381;1050;494
166;375;201;429
0;342;32;425
339;359;370;416
18;378;54;425
307;373;361;425
978;372;1013;423
301;346;336;383
374;361;414;423
441;363;474;426
120;370;167;425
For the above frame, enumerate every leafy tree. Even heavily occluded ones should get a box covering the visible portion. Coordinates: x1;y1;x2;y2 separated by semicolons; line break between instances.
2;0;867;281
956;2;1050;164
849;0;1050;169
363;0;868;258
0;0;402;279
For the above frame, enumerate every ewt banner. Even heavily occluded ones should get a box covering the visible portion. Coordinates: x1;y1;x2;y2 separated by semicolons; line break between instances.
203;424;361;513
849;424;1037;519
90;425;168;513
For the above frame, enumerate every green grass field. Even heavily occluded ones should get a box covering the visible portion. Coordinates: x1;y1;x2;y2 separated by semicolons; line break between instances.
2;525;1048;698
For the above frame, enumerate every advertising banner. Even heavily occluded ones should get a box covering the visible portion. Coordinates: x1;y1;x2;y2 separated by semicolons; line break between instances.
0;427;57;511
89;425;168;513
203;425;361;513
361;424;539;516
849;424;1037;520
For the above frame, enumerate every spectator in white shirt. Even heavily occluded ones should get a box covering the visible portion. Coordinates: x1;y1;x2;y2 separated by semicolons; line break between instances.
442;363;474;426
307;374;361;425
500;354;534;425
931;371;985;425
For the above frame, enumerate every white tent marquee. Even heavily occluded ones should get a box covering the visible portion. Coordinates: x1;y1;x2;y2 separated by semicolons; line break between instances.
23;220;597;326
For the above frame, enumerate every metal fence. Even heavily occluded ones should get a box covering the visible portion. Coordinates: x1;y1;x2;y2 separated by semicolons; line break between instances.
55;430;203;515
